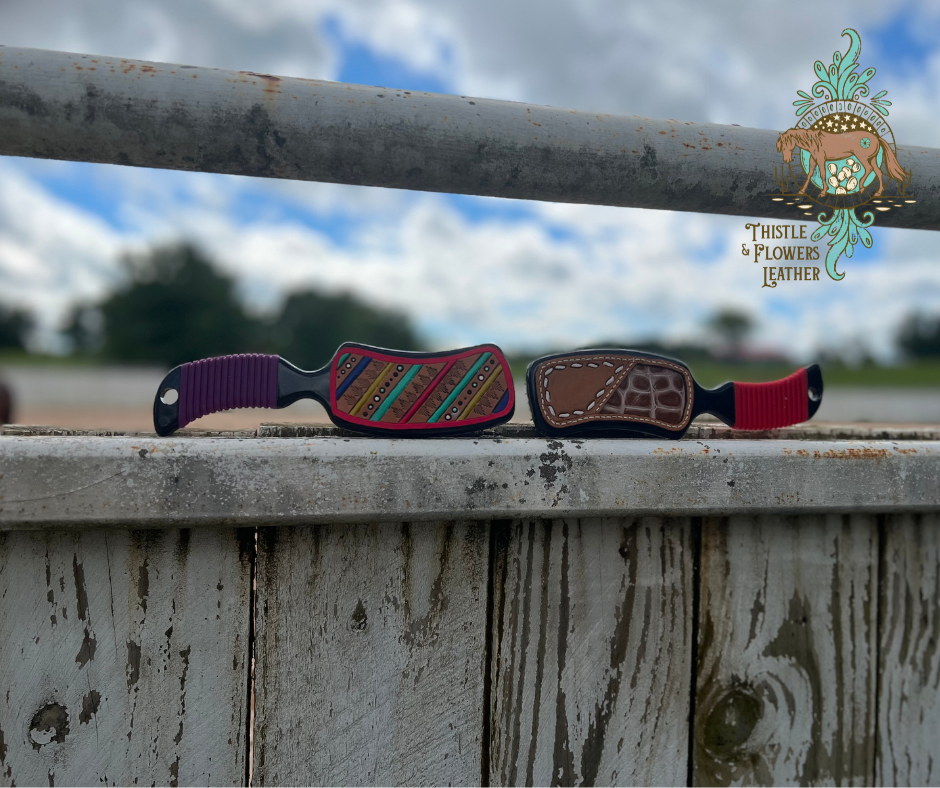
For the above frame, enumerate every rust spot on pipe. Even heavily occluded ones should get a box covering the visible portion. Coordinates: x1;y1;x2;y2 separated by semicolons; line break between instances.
245;72;281;83
141;65;156;74
122;63;135;74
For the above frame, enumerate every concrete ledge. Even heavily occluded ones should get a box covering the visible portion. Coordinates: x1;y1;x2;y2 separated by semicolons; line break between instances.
1;434;938;528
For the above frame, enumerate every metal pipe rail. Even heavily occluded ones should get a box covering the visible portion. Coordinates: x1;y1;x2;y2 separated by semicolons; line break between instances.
1;45;937;228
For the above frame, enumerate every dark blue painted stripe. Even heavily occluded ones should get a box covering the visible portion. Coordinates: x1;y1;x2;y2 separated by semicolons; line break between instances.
495;388;511;414
335;355;372;398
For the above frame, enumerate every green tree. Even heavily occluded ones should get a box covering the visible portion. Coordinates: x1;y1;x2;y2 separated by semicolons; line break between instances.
269;290;420;369
898;314;940;359
62;304;103;355
100;244;255;367
0;303;31;350
708;309;755;356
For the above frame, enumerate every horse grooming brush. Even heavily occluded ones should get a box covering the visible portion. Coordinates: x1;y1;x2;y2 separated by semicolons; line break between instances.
527;349;822;439
153;343;515;437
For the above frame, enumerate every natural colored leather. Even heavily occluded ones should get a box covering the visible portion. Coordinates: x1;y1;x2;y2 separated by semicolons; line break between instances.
534;354;694;430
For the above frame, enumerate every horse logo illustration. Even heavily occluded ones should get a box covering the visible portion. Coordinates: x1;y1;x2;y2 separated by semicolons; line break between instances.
772;29;913;280
777;127;909;199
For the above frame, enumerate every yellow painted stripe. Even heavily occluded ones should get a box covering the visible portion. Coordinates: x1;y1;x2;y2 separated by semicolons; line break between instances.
458;365;502;420
350;362;393;417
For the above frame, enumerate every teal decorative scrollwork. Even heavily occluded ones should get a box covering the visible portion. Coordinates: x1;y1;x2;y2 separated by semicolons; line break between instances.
787;28;899;280
811;208;875;280
791;28;876;110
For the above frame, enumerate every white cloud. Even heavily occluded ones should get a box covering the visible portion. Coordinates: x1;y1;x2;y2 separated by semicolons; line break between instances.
0;0;336;79
7;153;939;363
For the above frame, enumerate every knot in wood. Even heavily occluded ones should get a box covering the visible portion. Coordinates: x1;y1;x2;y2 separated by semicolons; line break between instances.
701;687;763;761
350;599;368;632
29;703;70;749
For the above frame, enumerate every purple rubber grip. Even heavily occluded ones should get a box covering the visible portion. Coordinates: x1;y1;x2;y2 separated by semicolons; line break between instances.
178;354;279;428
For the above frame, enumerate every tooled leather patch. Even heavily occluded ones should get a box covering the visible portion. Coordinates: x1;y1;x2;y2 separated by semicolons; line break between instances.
535;355;694;430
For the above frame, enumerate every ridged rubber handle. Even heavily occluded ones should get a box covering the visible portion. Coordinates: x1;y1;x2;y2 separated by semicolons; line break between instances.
733;367;809;430
178;353;279;428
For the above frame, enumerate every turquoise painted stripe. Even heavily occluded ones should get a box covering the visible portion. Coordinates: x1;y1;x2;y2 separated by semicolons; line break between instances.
337;352;350;366
372;364;422;420
428;353;490;423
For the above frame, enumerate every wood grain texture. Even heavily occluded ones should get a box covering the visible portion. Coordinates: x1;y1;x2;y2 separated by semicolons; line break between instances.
0;528;252;787
694;515;877;786
252;522;490;786
877;512;940;786
489;517;693;786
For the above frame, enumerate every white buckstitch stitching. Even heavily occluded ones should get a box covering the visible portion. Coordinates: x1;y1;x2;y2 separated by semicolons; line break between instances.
537;355;693;430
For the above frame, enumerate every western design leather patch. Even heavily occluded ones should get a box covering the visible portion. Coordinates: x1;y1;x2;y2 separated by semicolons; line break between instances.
337;358;386;414
378;362;448;423
467;370;508;419
407;353;503;424
535;355;694;430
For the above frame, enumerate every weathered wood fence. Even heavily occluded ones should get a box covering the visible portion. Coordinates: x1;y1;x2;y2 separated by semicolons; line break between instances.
1;424;939;786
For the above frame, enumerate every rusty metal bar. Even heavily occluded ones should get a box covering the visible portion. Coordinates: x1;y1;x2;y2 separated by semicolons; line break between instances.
0;45;937;228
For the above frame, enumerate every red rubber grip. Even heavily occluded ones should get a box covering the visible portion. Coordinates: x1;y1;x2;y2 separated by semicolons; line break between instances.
734;368;809;430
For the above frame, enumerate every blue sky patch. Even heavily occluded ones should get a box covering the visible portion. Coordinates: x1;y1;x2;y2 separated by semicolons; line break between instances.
322;15;452;94
18;160;130;231
865;11;933;80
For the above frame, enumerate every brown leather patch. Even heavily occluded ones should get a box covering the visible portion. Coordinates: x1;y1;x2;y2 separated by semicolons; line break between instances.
535;354;693;430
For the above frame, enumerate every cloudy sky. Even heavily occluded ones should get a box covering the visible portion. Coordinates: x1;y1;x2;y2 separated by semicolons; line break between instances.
1;0;939;360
